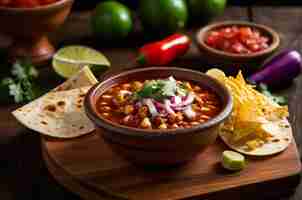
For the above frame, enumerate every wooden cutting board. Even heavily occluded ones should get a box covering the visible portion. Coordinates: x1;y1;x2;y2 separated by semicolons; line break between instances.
41;131;301;200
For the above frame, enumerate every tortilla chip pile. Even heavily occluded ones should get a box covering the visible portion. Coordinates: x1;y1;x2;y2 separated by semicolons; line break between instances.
207;69;291;156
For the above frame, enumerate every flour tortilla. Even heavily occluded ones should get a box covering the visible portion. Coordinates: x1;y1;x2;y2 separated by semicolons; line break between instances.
13;87;94;138
220;119;292;156
54;66;98;91
12;66;98;138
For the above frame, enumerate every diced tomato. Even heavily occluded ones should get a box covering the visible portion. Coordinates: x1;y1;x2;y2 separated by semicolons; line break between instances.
205;25;270;54
249;43;260;52
206;35;220;47
231;42;250;54
239;27;253;38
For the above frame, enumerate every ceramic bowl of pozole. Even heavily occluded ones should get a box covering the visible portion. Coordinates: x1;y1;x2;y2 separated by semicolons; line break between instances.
85;67;233;166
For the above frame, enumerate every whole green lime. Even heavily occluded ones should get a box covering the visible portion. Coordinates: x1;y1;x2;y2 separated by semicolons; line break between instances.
139;0;188;34
187;0;227;23
91;1;133;40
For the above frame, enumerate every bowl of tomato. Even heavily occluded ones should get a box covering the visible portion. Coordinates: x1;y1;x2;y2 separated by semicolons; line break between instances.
196;21;280;72
85;67;233;166
0;0;74;64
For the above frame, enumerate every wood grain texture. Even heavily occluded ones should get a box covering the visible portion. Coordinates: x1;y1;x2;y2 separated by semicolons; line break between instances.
41;129;301;200
0;6;302;200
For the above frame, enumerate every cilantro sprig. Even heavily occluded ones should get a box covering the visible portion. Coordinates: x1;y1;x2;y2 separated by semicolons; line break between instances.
1;60;40;104
258;83;288;106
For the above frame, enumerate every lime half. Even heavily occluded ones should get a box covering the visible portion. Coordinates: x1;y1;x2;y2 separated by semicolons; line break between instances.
53;46;111;78
222;150;246;171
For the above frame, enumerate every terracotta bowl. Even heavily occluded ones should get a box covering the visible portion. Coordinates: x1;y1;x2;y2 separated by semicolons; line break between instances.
85;67;233;166
196;21;280;73
0;0;74;65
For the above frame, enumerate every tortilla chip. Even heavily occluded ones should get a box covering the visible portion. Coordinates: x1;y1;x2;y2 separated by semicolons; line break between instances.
12;67;98;138
12;87;94;138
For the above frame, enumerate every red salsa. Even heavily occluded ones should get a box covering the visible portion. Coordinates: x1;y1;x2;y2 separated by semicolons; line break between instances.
0;0;60;8
205;25;270;54
97;77;222;130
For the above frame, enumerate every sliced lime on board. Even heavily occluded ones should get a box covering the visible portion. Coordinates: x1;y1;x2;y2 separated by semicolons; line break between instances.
221;150;246;171
52;46;111;78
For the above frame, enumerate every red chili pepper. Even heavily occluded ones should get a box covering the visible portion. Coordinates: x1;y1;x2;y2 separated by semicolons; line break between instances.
136;33;191;65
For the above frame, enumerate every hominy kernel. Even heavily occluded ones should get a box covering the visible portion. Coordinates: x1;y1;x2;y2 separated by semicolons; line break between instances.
102;106;111;112
190;121;199;126
101;95;113;100
200;115;211;120
102;113;110;117
100;102;108;106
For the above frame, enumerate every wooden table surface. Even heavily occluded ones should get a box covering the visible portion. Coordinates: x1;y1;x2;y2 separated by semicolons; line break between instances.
0;6;302;200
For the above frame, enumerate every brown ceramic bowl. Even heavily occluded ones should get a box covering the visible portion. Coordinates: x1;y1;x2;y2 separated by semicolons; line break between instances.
196;21;280;73
0;0;74;64
85;67;233;166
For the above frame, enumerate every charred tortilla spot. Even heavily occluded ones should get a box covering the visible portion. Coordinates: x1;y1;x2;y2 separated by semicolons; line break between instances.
79;94;86;98
284;138;289;141
79;126;84;130
41;121;48;125
44;104;56;112
77;99;83;104
57;101;66;107
272;139;280;143
77;105;82;108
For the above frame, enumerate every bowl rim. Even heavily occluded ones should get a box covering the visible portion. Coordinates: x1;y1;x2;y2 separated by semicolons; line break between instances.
196;20;280;59
85;67;233;138
0;0;73;12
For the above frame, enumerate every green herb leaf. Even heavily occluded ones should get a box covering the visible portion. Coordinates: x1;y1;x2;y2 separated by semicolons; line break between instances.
258;83;288;106
8;82;24;103
135;76;186;101
0;59;40;104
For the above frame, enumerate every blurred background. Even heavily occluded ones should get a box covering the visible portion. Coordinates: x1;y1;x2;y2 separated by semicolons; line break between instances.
73;0;302;10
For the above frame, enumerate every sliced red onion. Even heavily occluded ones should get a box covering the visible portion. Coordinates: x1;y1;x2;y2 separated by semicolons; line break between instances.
164;99;175;115
173;105;189;111
134;101;142;110
183;105;196;120
170;92;195;111
154;101;164;110
182;92;195;106
170;95;182;106
143;98;159;118
154;101;168;116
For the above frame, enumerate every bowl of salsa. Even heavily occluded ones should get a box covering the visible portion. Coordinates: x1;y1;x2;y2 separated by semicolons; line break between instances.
196;21;280;72
85;67;233;166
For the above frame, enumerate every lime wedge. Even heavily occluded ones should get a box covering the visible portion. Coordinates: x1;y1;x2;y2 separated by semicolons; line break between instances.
206;68;226;81
222;150;246;171
52;46;110;78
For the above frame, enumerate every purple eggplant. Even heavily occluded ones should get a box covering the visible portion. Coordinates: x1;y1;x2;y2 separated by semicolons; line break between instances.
249;50;302;87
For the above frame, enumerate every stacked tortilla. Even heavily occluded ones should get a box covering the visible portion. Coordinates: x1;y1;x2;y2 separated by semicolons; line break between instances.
12;66;98;138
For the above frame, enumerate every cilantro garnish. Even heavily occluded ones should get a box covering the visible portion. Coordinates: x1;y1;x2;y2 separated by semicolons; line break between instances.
135;76;188;101
0;60;40;104
258;84;288;106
